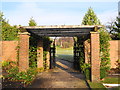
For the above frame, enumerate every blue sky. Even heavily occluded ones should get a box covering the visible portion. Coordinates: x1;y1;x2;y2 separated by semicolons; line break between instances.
1;1;119;26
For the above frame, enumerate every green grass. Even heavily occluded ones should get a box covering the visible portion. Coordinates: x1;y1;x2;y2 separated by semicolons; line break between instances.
56;47;73;62
101;77;120;84
88;81;107;89
56;47;73;55
88;77;120;89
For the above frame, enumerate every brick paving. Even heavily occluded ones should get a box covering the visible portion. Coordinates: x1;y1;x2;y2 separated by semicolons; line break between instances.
28;58;89;89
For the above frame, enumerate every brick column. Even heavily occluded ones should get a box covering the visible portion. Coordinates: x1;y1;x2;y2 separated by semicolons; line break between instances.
90;32;100;82
19;32;30;72
37;40;43;68
118;41;120;60
84;40;90;64
46;46;50;69
53;42;56;68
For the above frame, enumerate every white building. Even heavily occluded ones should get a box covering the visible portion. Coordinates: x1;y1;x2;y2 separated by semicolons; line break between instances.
118;1;120;17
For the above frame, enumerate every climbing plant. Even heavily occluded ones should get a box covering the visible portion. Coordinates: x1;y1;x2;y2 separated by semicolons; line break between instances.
28;17;51;69
43;37;51;70
29;35;38;68
78;7;111;80
76;36;91;79
28;17;38;68
99;28;111;79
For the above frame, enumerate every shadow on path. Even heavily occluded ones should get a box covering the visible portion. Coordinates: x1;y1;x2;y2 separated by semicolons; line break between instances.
28;58;89;89
55;58;85;80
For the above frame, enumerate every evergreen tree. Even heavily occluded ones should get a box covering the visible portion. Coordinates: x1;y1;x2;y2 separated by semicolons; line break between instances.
0;11;19;41
110;17;120;40
29;17;37;26
82;8;101;25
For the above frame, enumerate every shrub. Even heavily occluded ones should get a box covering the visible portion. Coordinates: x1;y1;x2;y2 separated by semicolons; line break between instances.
2;61;17;70
1;12;19;41
2;61;39;85
100;67;108;79
80;63;90;72
36;67;44;72
85;67;91;80
116;59;120;70
80;63;91;80
2;61;10;67
14;68;38;84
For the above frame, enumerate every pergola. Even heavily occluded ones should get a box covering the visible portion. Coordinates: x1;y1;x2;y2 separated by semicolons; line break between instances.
18;25;102;82
22;25;100;37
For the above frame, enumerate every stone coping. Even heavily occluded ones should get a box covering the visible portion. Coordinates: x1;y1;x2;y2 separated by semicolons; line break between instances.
20;25;103;29
18;32;30;35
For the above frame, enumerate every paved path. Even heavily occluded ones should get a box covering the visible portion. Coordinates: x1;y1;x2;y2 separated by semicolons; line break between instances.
28;58;89;89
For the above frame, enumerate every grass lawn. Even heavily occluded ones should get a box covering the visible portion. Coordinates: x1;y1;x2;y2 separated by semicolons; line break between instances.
101;76;120;84
87;81;107;89
56;47;74;62
87;77;120;89
56;47;73;55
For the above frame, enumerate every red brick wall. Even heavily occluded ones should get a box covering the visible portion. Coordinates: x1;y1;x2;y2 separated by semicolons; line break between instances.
2;40;119;69
109;40;120;68
84;40;120;69
2;41;18;62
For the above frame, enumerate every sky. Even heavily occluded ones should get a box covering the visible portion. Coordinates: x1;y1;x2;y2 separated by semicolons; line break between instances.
1;0;120;26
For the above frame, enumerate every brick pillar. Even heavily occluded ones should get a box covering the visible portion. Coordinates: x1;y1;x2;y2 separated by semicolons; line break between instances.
118;41;120;59
46;46;50;69
90;32;100;82
19;32;30;72
53;42;56;68
37;40;43;68
84;40;91;64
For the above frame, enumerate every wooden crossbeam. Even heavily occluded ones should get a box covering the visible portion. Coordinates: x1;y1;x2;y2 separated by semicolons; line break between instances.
20;25;102;37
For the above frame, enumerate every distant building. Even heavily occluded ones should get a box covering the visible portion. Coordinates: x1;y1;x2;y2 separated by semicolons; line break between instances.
118;1;120;17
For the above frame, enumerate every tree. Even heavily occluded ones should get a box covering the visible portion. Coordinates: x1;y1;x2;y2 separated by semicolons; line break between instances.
0;12;19;41
82;7;101;25
109;17;120;40
56;37;74;48
29;17;37;26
